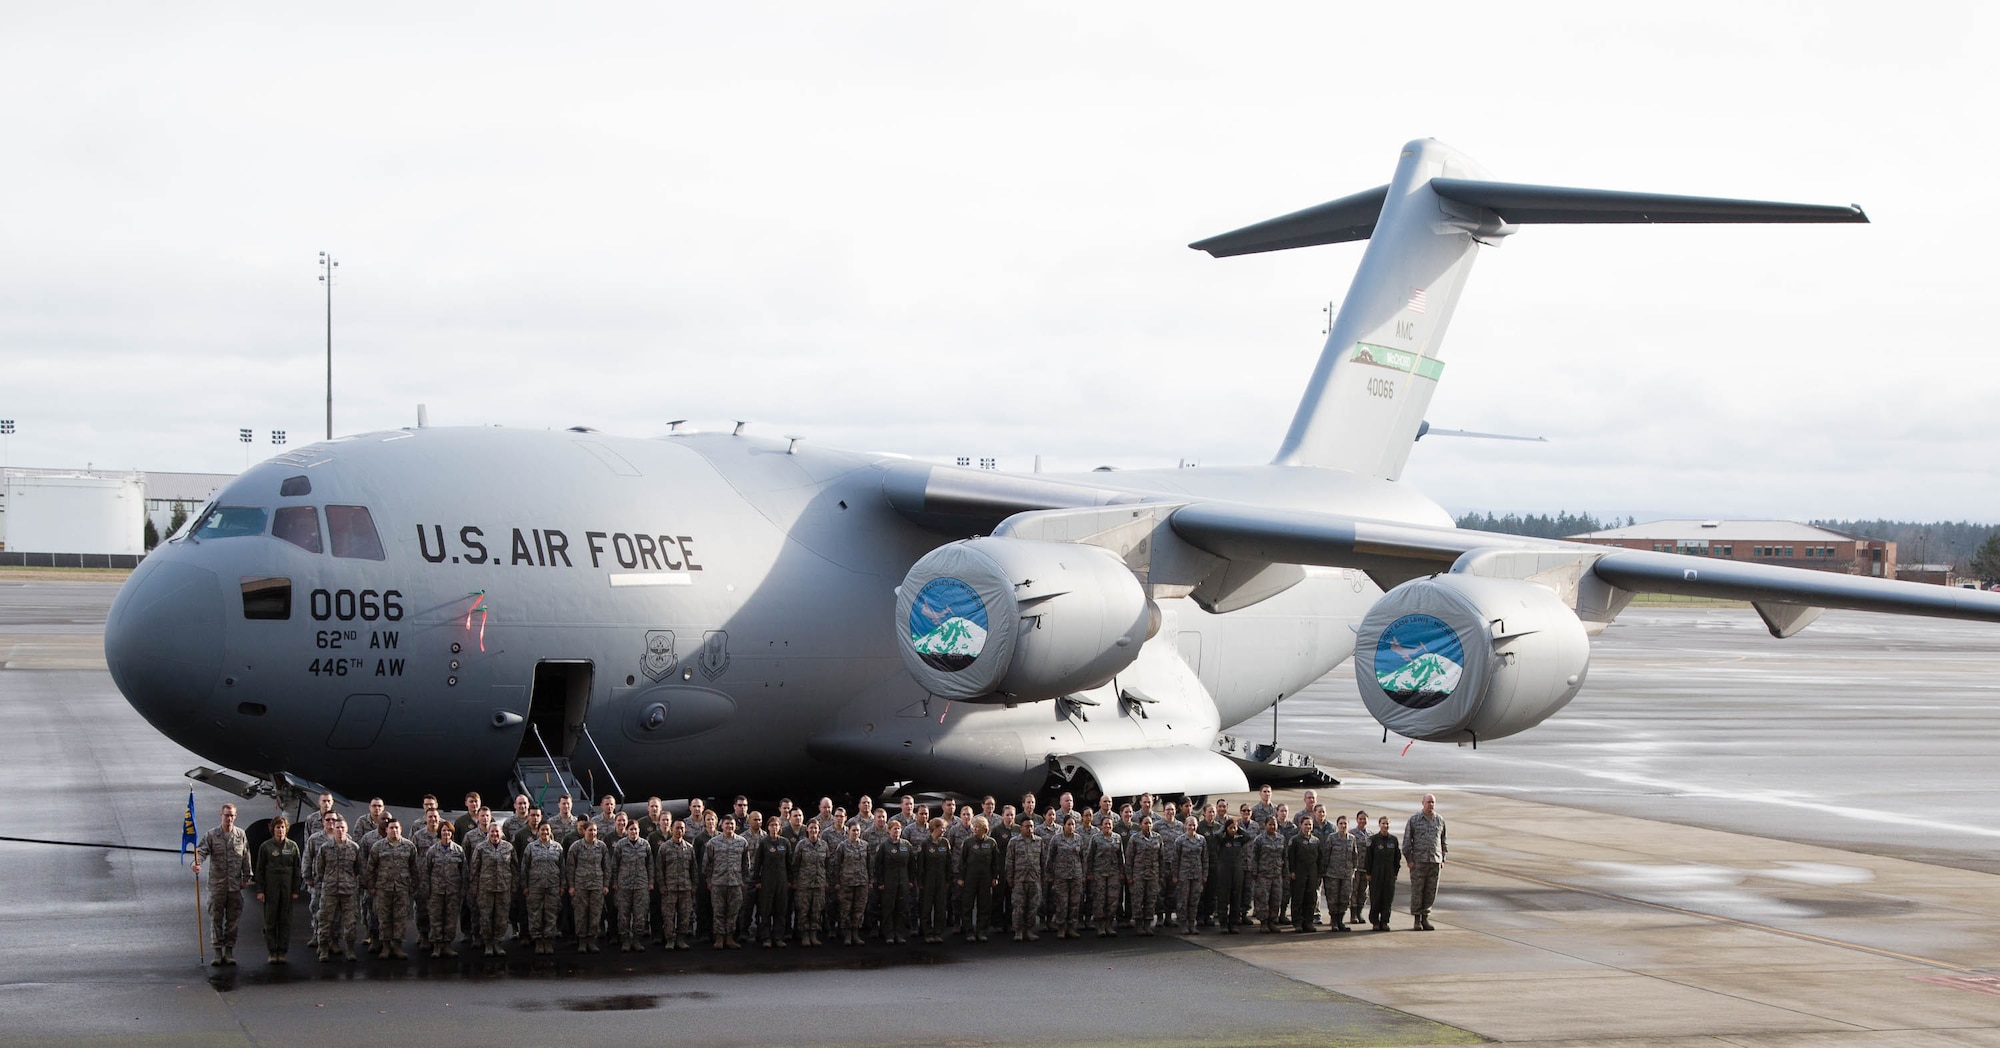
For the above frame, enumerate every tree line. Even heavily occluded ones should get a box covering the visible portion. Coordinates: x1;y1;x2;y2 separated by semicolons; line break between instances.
1452;511;1632;539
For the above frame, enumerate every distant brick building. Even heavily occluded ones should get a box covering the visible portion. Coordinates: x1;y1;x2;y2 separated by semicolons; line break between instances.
1568;520;1895;578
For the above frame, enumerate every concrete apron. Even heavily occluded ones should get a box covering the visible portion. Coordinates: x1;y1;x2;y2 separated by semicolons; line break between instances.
1205;783;2000;1046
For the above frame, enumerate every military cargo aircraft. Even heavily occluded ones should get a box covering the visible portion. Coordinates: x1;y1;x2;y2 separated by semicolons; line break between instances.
104;139;2000;810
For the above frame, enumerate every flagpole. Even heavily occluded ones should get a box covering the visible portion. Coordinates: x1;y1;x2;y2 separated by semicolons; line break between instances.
195;868;207;963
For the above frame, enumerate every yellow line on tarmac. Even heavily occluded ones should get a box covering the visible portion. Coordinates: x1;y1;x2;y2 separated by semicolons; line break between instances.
1458;859;1982;974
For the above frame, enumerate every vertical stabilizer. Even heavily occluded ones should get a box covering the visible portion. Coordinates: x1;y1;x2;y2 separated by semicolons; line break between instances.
1190;139;1867;480
1272;139;1492;477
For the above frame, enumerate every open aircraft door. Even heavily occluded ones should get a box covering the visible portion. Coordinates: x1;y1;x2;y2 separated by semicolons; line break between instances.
513;660;596;806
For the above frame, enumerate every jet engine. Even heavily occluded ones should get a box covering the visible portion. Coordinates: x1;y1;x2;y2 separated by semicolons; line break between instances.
896;537;1151;703
1354;574;1590;743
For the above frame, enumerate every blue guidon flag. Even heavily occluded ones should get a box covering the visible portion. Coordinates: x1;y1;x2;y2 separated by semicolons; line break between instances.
1373;614;1465;710
908;577;989;673
180;788;198;864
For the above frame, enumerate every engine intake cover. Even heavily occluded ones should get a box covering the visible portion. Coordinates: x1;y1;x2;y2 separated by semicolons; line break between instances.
897;537;1149;703
1355;574;1589;743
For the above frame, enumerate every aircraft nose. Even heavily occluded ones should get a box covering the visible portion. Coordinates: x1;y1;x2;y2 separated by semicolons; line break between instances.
105;558;226;734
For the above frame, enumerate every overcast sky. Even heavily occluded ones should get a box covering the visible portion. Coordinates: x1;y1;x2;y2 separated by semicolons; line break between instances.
3;4;1994;522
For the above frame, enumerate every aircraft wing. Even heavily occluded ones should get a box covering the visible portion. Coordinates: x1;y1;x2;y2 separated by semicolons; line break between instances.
1168;501;2000;626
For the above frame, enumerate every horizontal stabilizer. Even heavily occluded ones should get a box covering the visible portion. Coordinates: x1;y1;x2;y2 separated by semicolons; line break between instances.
1430;179;1869;225
1190;178;1865;258
1189;185;1389;257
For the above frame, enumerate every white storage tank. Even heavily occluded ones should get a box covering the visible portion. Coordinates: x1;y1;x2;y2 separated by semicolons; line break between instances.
1;473;147;556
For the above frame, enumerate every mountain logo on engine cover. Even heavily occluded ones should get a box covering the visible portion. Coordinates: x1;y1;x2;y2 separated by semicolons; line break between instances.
910;577;989;672
1375;614;1463;709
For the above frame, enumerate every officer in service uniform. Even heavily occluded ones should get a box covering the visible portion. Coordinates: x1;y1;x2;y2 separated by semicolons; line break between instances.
1007;820;1046;942
1086;815;1125;937
655;820;699;949
565;819;611;952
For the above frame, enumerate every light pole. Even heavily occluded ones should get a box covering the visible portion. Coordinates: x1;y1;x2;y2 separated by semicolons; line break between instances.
271;430;287;448
239;427;253;469
318;252;338;440
0;418;12;472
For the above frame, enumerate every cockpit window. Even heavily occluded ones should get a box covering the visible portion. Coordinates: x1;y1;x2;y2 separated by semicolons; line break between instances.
279;475;312;497
326;505;386;560
192;506;268;540
241;577;292;620
272;506;322;554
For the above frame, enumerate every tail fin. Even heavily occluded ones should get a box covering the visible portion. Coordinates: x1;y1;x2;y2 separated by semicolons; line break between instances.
1191;138;1866;479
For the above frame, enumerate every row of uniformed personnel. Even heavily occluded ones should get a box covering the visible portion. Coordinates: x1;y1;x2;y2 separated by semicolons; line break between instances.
193;785;1447;967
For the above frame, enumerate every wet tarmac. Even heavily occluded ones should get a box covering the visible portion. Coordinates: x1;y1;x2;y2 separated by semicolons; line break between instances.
1231;604;2000;874
6;575;2000;1046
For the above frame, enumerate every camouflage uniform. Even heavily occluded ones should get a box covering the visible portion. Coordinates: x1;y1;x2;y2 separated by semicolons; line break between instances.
469;836;517;953
419;838;465;955
1124;829;1164;934
254;835;301;958
831;834;873;945
703;833;751;948
1085;829;1125;935
1319;829;1360;930
1403;811;1447;929
610;834;654;949
367;837;419;956
1044;830;1088;937
1249;830;1288;931
1006;833;1046;940
566;835;611;950
409;822;442;947
311;836;362;959
1172;832;1208;933
1349;823;1372;923
520;838;566;949
790;834;832;945
301;824;329;948
194;824;253;957
1156;817;1186;922
654;837;698;947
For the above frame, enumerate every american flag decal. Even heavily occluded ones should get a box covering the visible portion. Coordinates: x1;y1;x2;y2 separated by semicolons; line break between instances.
1407;287;1428;314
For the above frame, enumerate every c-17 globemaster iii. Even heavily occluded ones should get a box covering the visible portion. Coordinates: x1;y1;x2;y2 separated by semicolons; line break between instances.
104;138;2000;811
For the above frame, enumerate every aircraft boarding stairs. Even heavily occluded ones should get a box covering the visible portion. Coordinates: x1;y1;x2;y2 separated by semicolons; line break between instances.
510;756;585;810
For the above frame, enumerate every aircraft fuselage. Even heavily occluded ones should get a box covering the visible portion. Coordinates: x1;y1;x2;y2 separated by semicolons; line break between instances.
106;426;1439;803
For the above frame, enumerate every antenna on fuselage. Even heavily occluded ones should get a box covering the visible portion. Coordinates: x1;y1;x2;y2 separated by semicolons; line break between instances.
733;420;749;436
417;404;429;428
666;419;687;433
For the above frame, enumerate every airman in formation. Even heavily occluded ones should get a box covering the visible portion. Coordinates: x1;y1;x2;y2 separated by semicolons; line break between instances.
196;787;1447;964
